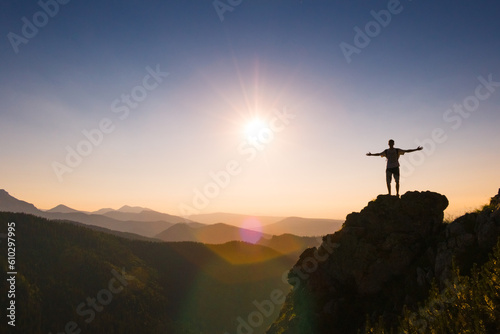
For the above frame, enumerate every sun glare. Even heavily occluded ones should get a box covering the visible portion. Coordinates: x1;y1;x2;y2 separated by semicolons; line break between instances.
244;118;268;141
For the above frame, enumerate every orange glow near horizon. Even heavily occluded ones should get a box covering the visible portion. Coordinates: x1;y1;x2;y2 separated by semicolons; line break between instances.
5;184;498;223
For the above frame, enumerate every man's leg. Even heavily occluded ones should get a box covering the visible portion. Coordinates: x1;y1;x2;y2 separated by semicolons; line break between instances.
386;169;392;195
395;168;400;196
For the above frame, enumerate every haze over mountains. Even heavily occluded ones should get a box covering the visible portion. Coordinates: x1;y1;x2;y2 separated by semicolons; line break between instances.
0;189;339;332
155;222;270;244
0;190;178;238
0;189;344;242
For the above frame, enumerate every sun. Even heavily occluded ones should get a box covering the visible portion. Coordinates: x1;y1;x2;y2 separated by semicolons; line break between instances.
244;117;268;142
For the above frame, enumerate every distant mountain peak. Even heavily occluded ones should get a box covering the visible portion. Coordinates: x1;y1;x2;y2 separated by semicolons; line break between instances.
46;204;80;213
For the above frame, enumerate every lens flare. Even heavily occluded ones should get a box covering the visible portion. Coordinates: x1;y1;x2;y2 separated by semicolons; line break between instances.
239;216;263;244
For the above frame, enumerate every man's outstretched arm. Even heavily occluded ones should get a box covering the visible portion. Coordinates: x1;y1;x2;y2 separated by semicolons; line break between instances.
366;151;384;156
401;146;423;153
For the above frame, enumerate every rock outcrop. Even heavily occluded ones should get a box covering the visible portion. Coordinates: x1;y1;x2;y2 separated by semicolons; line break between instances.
267;189;500;334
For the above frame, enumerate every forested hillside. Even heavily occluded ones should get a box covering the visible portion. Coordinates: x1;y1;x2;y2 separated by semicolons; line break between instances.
0;212;294;334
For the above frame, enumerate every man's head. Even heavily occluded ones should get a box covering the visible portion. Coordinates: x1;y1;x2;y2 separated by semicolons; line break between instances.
388;139;395;148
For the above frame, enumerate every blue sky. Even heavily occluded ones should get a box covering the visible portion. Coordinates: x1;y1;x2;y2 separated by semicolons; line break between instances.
1;0;499;219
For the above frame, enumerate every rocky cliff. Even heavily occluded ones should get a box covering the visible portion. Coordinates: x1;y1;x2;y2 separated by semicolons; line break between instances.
267;189;500;334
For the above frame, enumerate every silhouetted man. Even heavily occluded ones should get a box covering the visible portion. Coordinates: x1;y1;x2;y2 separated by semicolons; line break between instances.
366;139;423;196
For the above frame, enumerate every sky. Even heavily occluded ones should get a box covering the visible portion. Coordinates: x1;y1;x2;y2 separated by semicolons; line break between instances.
1;0;499;220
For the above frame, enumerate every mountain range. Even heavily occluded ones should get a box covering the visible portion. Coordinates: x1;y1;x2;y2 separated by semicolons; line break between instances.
0;189;331;333
155;223;321;258
0;189;344;241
